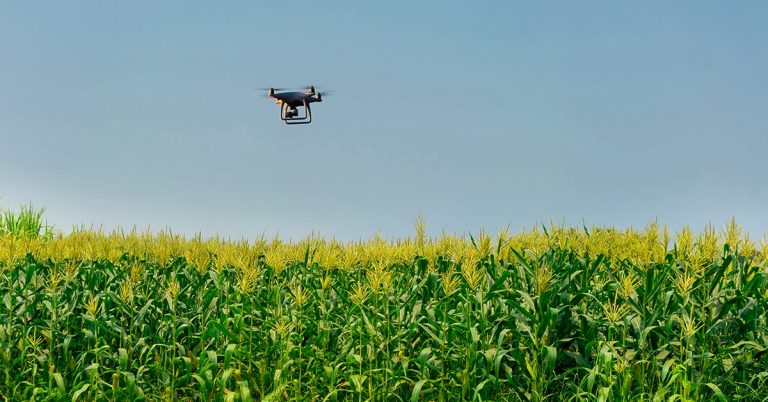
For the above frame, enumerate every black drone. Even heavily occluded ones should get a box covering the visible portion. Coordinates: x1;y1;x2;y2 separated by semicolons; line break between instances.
264;85;327;125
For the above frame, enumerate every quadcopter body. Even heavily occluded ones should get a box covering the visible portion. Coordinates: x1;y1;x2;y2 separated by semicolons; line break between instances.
266;85;325;125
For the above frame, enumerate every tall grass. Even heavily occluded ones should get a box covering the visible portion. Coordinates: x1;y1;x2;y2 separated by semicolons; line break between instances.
0;220;766;400
0;203;54;239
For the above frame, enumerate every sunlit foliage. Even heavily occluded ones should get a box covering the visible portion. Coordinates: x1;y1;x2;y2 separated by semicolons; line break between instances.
0;220;766;400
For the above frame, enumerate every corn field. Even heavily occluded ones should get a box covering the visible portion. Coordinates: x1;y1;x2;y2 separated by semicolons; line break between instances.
1;219;767;401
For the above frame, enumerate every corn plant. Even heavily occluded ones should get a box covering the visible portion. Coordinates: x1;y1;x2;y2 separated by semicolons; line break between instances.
0;219;766;400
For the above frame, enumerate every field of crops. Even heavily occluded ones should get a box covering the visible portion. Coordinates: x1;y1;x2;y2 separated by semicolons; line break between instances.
1;217;767;401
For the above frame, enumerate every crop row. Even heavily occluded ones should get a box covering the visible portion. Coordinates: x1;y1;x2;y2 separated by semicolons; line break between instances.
1;223;766;400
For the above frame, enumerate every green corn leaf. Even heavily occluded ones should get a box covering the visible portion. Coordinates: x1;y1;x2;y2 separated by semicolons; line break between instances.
704;383;727;402
410;379;429;402
71;383;90;402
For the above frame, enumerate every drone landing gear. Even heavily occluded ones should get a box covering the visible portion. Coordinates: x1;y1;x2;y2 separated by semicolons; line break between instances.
280;100;312;125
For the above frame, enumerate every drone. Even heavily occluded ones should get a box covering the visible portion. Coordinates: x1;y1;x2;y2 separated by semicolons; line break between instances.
264;85;327;125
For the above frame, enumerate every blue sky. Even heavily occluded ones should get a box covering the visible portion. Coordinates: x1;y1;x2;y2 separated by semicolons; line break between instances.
1;2;767;240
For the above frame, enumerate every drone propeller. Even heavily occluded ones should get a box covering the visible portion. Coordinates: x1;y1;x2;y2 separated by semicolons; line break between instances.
304;84;334;92
257;87;289;98
256;85;333;100
316;90;337;102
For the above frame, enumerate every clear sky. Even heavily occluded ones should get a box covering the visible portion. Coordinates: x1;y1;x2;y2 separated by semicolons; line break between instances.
2;2;767;240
